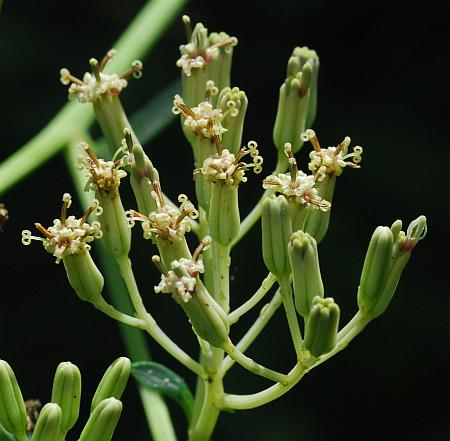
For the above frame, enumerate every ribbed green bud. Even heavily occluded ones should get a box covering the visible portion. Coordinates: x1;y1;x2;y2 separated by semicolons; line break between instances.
208;182;240;246
79;398;122;441
302;175;336;243
357;226;394;318
51;362;81;434
261;196;293;280
304;296;340;357
173;272;230;349
193;137;216;211
0;361;27;439
96;192;131;260
273;47;319;155
91;358;131;412
63;252;104;304
217;87;248;154
129;144;159;215
31;403;62;441
288;231;324;318
358;216;427;319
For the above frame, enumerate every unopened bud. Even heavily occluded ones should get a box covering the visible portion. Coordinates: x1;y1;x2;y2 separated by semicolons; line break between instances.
31;403;62;441
0;361;27;439
91;358;131;412
289;231;324;318
51;362;81;435
261;196;293;280
304;297;340;357
79;398;122;441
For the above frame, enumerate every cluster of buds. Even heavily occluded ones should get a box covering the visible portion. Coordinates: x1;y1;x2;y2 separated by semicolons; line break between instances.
0;358;130;441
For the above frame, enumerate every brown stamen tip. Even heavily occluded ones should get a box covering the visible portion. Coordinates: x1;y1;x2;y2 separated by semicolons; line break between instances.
35;223;53;238
79;203;96;226
310;134;321;152
81;143;100;167
153;181;165;208
176;102;198;119
192;239;210;262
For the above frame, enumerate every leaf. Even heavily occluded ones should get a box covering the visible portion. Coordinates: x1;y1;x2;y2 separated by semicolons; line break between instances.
131;361;194;423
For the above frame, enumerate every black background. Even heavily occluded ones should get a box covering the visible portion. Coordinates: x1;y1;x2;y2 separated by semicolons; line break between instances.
0;1;448;440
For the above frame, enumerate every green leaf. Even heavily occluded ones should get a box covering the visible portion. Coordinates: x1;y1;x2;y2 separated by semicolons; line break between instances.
131;361;194;423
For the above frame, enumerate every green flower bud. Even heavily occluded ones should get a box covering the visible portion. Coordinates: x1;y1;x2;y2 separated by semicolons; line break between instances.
273;47;319;156
193;136;217;211
261;196;293;280
302;175;336;243
0;361;27;439
31;404;62;441
79;398;122;441
304;297;340;357
288;231;324;318
128;142;159;216
51;362;81;434
208;182;240;246
217;87;248;154
63;252;104;304
358;216;427;319
177;17;237;106
96;192;131;260
154;256;230;348
91;358;131;412
60;50;142;154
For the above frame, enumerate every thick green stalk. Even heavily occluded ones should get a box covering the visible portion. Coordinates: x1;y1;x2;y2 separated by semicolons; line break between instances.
0;0;188;197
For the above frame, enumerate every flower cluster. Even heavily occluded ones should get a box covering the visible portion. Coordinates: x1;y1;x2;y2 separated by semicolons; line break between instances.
154;257;205;303
129;183;198;242
77;143;128;194
60;49;143;103
21;194;102;263
263;144;331;211
195;141;263;185
303;129;363;181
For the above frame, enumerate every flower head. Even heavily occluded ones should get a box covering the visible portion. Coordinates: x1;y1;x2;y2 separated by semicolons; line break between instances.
60;49;143;103
22;194;102;263
129;182;198;242
263;144;331;211
77;143;128;194
176;16;237;76
303;129;363;181
194;141;263;185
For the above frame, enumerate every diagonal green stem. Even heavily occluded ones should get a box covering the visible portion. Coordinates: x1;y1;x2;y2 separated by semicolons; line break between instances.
0;0;188;197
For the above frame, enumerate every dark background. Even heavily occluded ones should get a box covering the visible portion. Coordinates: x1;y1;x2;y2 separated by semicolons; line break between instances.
0;1;448;440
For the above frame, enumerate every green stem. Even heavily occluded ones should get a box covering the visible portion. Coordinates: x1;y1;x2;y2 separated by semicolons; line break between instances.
65;144;178;441
221;290;282;375
228;272;276;324
231;157;287;247
116;256;206;379
219;312;372;410
93;297;146;328
0;0;188;197
279;279;303;359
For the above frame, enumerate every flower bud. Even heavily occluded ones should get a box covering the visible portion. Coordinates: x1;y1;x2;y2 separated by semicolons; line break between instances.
154;257;230;348
63;252;104;305
261;196;293;280
288;231;324;318
0;361;27;439
217;87;248;154
208;182;240;246
358;216;427;319
304;297;340;357
79;398;122;441
357;226;394;318
96;192;131;260
51;362;81;435
31;403;62;441
273;47;319;155
91;358;131;412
